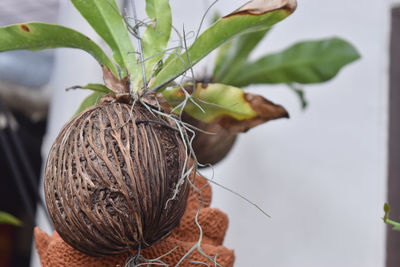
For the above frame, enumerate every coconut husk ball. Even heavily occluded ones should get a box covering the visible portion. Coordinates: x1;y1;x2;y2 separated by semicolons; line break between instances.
44;96;190;257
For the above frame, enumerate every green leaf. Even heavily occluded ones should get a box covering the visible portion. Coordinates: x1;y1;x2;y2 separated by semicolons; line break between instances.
141;0;172;81
0;211;21;226
383;203;400;231
214;29;269;83
288;84;308;109
229;38;361;87
212;40;233;81
71;0;137;77
162;83;288;132
384;202;390;215
0;22;118;76
74;91;106;117
150;0;297;91
67;83;113;94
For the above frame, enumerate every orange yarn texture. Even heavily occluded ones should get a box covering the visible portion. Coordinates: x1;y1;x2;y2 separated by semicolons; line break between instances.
35;173;235;266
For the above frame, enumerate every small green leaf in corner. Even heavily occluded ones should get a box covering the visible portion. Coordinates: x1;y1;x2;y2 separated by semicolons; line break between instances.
0;211;21;226
383;202;400;231
384;202;390;222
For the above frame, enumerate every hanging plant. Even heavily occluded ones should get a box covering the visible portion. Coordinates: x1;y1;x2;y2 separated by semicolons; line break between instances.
0;0;359;263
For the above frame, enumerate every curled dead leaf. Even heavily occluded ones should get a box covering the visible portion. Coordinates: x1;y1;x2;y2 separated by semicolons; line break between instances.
102;66;129;94
162;82;288;133
181;92;288;165
218;93;289;133
225;0;297;17
162;82;288;164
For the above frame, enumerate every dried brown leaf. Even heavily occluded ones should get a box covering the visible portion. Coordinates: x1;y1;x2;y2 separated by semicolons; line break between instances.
218;93;289;133
102;66;129;94
226;0;297;17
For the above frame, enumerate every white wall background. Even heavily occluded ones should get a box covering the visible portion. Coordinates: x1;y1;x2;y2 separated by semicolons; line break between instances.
32;0;396;266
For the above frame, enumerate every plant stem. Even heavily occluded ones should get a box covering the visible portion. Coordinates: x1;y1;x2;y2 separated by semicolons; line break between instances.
131;0;147;94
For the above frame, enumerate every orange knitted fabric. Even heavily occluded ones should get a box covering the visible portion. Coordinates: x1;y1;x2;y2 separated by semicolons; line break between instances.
35;173;234;266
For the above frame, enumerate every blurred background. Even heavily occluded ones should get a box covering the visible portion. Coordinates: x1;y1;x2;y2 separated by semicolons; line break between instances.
0;0;397;266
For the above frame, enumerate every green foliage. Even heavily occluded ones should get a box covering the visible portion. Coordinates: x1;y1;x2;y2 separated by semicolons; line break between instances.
68;83;113;94
288;84;308;109
162;83;259;122
162;82;288;132
0;0;297;96
383;203;400;231
226;38;360;87
71;0;137;77
0;22;118;76
149;4;294;91
0;0;359;124
0;211;21;226
211;36;359;109
214;29;269;83
141;0;172;80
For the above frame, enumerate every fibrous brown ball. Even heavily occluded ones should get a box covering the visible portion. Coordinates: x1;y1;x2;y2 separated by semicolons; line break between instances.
44;99;189;257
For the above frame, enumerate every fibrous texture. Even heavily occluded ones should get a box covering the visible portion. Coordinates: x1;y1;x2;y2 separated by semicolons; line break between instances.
36;172;235;266
44;100;189;257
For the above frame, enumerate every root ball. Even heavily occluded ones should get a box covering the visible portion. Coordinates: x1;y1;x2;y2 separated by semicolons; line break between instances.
44;100;189;257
